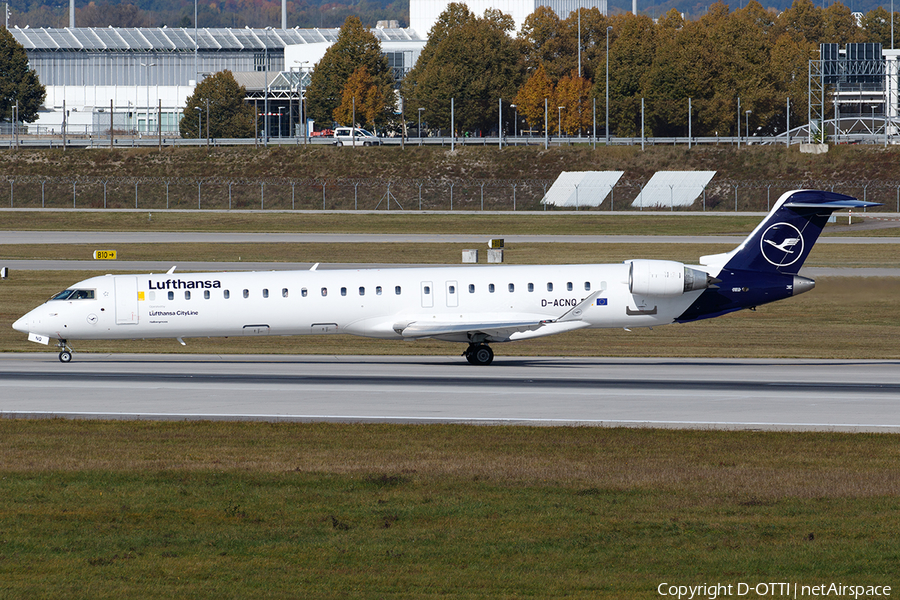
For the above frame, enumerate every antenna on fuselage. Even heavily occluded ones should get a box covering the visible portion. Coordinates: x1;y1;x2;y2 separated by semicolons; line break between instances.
167;266;177;274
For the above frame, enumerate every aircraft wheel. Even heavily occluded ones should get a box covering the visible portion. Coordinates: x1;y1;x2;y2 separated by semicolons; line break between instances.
58;350;72;363
469;344;493;366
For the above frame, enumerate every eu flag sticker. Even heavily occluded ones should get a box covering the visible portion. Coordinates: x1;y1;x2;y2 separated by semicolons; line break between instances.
596;298;608;306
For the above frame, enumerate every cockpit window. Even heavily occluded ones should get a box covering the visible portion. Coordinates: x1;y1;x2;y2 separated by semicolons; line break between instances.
50;289;95;300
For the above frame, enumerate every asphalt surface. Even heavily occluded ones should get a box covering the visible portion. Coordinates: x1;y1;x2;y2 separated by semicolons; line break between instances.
1;354;898;432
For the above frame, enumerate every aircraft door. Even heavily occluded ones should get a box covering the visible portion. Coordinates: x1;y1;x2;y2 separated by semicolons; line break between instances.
420;281;434;308
114;276;139;325
445;281;458;307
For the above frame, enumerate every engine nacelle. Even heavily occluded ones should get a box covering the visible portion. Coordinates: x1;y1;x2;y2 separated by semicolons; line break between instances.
628;260;713;297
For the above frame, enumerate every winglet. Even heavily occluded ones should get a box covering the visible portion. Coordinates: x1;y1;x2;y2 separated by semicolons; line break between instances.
554;291;604;323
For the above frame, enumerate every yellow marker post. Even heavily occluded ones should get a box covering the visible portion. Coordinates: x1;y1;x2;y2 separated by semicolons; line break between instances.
93;250;117;260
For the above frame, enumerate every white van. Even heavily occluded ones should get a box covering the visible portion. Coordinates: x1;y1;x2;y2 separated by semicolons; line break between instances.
333;127;382;146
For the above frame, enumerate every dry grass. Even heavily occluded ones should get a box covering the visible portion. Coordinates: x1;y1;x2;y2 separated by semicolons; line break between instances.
2;421;898;500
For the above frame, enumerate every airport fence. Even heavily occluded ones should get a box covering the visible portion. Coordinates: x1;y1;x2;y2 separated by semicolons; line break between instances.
1;175;899;212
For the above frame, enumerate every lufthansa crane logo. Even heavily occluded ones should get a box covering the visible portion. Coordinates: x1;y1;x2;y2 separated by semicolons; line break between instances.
760;222;804;267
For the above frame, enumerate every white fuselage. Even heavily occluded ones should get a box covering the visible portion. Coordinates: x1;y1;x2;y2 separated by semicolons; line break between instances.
14;263;703;345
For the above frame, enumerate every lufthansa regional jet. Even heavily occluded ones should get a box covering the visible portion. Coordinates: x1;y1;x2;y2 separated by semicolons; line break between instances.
13;190;874;365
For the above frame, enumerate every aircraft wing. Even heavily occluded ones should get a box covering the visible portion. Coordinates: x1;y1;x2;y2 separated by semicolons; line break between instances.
393;320;547;339
393;291;604;341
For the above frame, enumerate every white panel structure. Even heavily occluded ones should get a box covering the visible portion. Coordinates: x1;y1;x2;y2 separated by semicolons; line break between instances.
541;171;623;208
631;171;716;209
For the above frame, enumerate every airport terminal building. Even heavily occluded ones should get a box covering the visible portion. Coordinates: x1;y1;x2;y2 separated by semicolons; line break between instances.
9;25;425;136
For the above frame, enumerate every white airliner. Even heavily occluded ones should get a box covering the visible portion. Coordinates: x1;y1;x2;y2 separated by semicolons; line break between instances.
13;190;874;365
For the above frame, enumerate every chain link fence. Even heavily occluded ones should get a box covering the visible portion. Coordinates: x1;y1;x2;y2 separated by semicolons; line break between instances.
2;175;899;212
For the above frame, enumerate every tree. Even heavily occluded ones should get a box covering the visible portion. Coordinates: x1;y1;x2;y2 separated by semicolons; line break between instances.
178;70;256;138
821;2;866;44
305;16;394;127
514;63;555;133
402;7;521;133
775;0;823;42
333;66;394;129
555;71;592;134
0;27;45;124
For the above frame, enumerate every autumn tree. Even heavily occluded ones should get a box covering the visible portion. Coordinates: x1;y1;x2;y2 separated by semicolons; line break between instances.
305;16;394;128
514;63;555;134
555;72;592;134
333;66;394;129
0;27;45;124
178;70;256;138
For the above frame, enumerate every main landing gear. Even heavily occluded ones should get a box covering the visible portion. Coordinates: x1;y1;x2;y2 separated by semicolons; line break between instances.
57;339;73;363
463;343;494;366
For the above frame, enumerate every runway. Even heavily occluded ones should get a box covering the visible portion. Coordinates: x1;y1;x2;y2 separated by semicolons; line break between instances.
1;353;898;432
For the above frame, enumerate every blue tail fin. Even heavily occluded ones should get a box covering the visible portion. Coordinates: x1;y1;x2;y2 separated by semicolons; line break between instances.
701;189;877;275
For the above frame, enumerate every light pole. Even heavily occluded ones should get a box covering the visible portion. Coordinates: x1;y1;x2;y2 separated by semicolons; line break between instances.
745;109;751;143
558;106;565;137
195;106;202;143
511;104;517;138
417;107;424;139
577;8;582;78
293;60;308;141
264;26;272;148
872;104;878;139
140;61;156;134
606;25;612;145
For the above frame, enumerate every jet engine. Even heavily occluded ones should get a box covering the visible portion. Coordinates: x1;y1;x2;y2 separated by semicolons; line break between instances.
628;260;715;297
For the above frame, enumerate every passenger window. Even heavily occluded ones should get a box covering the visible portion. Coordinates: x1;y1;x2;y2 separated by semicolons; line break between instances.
567;282;573;291
263;289;269;298
185;291;191;300
468;284;475;293
508;283;515;292
148;291;156;301
341;287;347;296
449;285;456;294
528;283;534;292
359;287;365;296
301;288;308;297
168;291;174;300
424;286;430;295
321;288;327;297
224;290;230;299
243;289;249;299
204;290;210;300
395;286;401;295
584;282;591;291
376;286;383;295
547;283;553;292
282;288;288;298
489;284;495;293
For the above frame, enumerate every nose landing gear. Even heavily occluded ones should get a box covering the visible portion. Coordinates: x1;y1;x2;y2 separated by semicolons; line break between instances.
463;343;494;366
57;339;73;363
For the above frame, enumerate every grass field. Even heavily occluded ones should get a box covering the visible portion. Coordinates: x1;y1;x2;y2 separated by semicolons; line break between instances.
1;210;898;236
0;421;898;598
2;209;898;597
